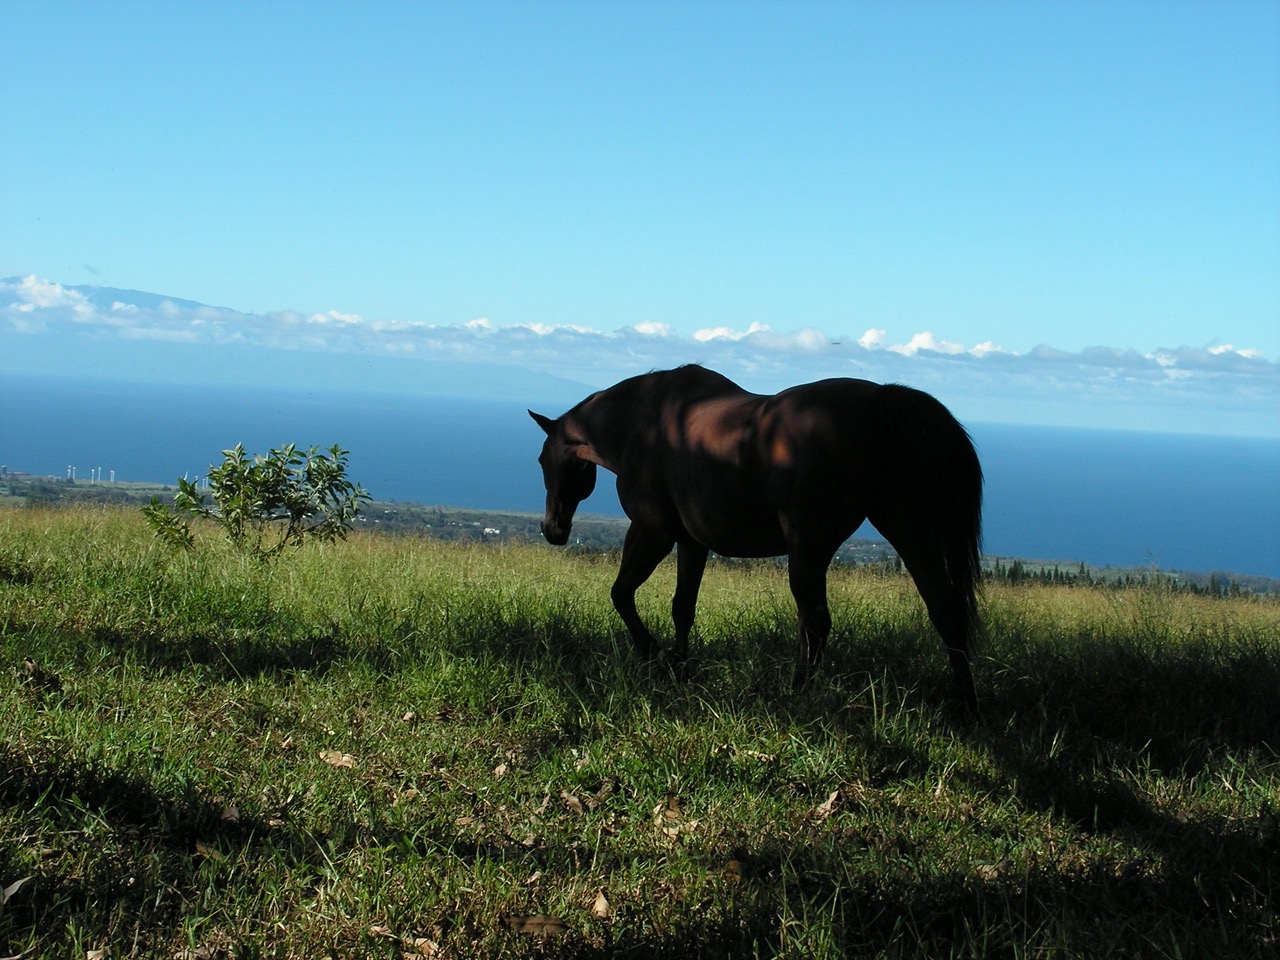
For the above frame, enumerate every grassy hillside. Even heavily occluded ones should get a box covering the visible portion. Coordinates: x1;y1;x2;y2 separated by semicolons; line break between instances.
2;506;1278;958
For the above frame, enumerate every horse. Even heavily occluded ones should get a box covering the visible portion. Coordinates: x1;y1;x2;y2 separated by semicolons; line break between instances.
529;365;983;711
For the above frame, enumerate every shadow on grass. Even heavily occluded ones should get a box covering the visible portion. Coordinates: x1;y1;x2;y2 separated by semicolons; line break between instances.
7;598;1277;956
86;624;354;680
415;828;1278;959
963;630;1280;833
446;609;1280;955
0;743;273;954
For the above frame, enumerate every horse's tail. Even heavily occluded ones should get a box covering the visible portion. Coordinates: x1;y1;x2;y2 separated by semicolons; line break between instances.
870;384;984;652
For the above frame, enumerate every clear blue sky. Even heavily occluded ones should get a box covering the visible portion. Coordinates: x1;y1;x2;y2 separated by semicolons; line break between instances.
2;0;1278;433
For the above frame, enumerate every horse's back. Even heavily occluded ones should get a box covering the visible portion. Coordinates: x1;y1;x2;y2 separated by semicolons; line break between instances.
756;378;888;464
754;376;978;513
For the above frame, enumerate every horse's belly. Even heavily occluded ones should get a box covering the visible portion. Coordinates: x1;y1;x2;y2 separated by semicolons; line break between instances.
681;506;787;558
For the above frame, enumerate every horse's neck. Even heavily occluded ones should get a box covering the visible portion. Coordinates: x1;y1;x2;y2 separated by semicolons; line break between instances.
572;381;651;471
574;368;745;470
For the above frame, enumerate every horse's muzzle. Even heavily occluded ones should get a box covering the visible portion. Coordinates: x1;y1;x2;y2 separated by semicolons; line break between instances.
540;520;570;546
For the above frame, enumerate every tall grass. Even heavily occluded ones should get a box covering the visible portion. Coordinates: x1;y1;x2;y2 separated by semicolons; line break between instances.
2;505;1277;958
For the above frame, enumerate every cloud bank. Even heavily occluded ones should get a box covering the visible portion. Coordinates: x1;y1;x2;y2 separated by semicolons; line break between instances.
3;276;1276;436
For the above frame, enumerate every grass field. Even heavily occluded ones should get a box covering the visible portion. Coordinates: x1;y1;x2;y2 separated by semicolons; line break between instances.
2;505;1277;958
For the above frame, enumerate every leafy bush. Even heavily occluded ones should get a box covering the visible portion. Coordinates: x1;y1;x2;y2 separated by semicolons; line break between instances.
143;443;370;561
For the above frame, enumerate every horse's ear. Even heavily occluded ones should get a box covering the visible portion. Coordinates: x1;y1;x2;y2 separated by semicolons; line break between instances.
529;410;556;435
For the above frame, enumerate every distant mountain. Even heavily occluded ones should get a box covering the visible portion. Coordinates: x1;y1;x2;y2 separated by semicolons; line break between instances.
62;281;222;315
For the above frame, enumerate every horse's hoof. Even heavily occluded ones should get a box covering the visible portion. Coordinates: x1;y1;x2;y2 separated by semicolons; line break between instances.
654;649;689;680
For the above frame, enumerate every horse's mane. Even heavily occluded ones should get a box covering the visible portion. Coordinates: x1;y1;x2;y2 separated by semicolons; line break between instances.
578;366;741;413
653;364;744;398
566;365;744;456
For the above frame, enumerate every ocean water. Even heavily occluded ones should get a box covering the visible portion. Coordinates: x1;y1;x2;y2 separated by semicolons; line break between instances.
3;374;1277;577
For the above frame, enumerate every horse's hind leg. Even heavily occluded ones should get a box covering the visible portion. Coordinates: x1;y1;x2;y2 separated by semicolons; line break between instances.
878;529;979;712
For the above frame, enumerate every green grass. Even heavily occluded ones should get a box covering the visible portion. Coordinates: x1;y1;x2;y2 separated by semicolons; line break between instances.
2;506;1278;958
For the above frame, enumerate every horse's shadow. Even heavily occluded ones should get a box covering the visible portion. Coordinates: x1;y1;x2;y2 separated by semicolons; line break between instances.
494;609;1280;835
433;608;1279;956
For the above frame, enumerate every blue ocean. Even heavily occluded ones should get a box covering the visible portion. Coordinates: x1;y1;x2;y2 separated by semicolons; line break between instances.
3;374;1277;578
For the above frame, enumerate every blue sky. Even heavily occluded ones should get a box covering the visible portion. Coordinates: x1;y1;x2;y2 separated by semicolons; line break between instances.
2;0;1278;434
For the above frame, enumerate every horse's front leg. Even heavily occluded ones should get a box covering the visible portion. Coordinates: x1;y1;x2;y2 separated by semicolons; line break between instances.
610;524;675;661
787;549;833;689
669;541;709;666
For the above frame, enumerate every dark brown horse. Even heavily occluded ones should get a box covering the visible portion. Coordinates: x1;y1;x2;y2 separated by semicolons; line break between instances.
529;365;983;711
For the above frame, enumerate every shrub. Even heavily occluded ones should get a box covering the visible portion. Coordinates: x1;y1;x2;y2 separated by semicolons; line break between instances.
143;442;370;561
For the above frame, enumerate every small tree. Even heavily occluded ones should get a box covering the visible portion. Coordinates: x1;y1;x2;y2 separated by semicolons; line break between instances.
144;443;371;561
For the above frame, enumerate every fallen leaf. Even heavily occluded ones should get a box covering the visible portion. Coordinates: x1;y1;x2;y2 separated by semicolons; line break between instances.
504;914;569;937
369;924;395;938
591;890;612;919
717;743;776;763
814;789;841;820
493;763;509;778
560;789;584;815
193;841;222;862
973;861;1011;882
407;938;439;956
320;750;356;769
402;710;418;724
86;950;109;960
653;793;692;837
1;876;32;906
219;803;240;823
21;658;61;691
655;793;683;823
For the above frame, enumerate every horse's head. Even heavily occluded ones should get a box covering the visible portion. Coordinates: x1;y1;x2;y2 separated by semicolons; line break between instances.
529;410;598;546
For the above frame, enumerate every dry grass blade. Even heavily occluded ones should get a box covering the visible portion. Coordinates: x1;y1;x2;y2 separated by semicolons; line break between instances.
0;876;32;908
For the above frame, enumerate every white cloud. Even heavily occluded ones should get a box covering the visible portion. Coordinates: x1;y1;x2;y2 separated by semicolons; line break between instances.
768;327;829;352
858;328;886;350
970;340;1005;357
1209;343;1264;360
521;321;600;336
310;310;364;325
693;321;770;342
889;331;966;356
12;275;87;310
3;275;1276;435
